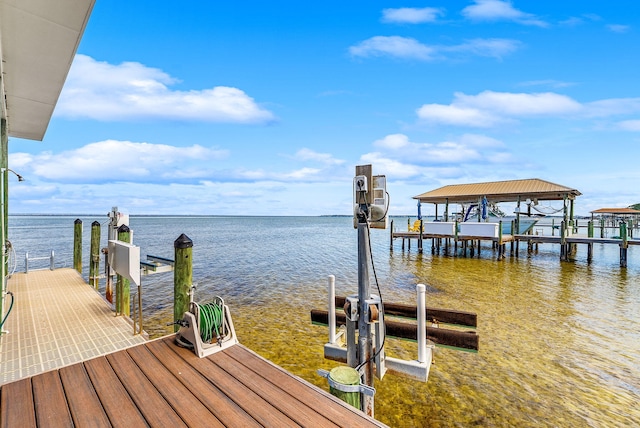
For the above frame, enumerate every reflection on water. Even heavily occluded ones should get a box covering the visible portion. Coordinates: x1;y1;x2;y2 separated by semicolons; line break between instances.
8;215;640;427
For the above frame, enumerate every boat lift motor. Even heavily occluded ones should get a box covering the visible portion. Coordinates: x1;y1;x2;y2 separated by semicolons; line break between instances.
174;290;238;358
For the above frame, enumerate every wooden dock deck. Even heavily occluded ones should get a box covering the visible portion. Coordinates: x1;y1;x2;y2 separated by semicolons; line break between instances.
0;336;385;427
0;269;385;427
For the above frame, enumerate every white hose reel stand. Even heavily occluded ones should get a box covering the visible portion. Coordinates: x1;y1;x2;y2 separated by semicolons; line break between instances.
175;294;239;358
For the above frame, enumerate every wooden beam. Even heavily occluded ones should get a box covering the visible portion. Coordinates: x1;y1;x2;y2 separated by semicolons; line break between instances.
335;296;477;328
311;310;479;352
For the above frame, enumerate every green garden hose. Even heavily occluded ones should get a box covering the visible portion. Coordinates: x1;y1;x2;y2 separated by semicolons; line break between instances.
0;291;14;330
198;301;224;344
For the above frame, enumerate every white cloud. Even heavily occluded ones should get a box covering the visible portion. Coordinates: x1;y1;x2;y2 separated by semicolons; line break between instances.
349;36;519;61
417;91;583;127
444;38;521;59
381;7;445;24
457;91;582;115
618;120;640;131
360;152;421;179
374;134;411;150
349;36;436;60
372;133;508;166
462;0;548;27
56;55;276;124
584;98;640;117
416;103;501;127
607;24;630;33
293;148;345;165
12;140;229;183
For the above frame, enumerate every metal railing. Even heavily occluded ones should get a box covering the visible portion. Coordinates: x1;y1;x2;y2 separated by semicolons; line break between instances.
25;251;55;273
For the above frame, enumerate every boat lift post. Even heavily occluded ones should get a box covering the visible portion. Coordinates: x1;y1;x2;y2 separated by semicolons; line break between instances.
355;183;375;416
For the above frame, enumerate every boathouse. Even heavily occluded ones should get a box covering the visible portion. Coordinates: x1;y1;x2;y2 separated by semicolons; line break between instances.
389;178;583;259
413;178;582;230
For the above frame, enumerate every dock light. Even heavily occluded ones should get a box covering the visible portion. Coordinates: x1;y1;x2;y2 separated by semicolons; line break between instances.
7;169;24;182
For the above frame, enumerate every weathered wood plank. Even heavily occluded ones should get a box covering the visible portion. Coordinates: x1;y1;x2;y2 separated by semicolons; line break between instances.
212;347;341;427
161;337;300;427
0;378;36;428
106;350;187;428
125;343;225;427
225;345;380;428
31;370;73;427
59;363;111;427
146;339;262;427
83;356;148;428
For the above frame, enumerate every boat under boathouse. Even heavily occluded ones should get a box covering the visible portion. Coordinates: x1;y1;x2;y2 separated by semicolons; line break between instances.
413;178;582;232
392;178;584;259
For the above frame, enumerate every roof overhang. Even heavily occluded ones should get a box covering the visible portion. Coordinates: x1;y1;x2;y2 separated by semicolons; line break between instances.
414;178;582;205
0;0;95;141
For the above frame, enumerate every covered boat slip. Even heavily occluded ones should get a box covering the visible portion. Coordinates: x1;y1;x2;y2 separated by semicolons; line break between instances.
412;178;582;224
401;178;582;256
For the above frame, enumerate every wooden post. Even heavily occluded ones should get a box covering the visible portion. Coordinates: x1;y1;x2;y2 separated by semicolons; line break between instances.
73;219;82;273
418;219;423;253
389;219;394;251
89;221;101;290
560;220;567;261
174;233;193;332
620;221;628;268
588;221;594;238
116;225;131;316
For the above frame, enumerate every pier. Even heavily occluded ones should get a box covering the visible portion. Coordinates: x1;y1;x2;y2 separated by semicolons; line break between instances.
391;220;639;266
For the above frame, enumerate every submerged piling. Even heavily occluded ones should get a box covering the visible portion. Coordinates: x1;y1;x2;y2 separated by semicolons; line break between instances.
174;234;193;332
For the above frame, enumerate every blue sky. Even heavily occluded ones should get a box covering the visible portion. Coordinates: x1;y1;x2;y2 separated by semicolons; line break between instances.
8;1;640;216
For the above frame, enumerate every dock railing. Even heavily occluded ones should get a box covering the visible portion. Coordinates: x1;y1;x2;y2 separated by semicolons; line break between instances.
24;250;55;273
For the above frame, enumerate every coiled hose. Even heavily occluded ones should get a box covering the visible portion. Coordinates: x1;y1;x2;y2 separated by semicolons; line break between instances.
197;301;225;344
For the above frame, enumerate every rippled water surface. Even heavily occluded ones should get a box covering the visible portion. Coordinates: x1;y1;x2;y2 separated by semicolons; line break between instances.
8;215;640;427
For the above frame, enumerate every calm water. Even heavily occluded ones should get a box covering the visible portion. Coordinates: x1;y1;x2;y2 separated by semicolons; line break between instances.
7;215;640;427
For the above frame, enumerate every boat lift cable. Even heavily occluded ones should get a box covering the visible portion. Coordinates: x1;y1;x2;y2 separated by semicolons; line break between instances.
356;209;388;372
370;191;391;223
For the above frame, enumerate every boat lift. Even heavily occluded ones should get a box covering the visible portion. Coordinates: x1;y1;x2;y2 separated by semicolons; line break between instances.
312;165;479;418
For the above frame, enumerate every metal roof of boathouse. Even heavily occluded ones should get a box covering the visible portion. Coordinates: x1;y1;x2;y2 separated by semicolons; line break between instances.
414;178;581;205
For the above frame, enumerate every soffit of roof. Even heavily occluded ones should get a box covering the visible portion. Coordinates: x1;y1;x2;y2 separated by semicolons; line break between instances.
0;0;95;141
413;178;582;204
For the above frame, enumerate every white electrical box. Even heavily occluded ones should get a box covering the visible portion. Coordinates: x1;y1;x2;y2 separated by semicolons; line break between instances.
108;240;141;287
369;175;388;229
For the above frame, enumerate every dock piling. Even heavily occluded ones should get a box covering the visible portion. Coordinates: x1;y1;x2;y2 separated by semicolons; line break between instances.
174;234;193;332
89;221;100;290
73;219;82;273
116;225;131;316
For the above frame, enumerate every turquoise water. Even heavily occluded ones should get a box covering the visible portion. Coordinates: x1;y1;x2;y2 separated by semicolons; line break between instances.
7;215;640;427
